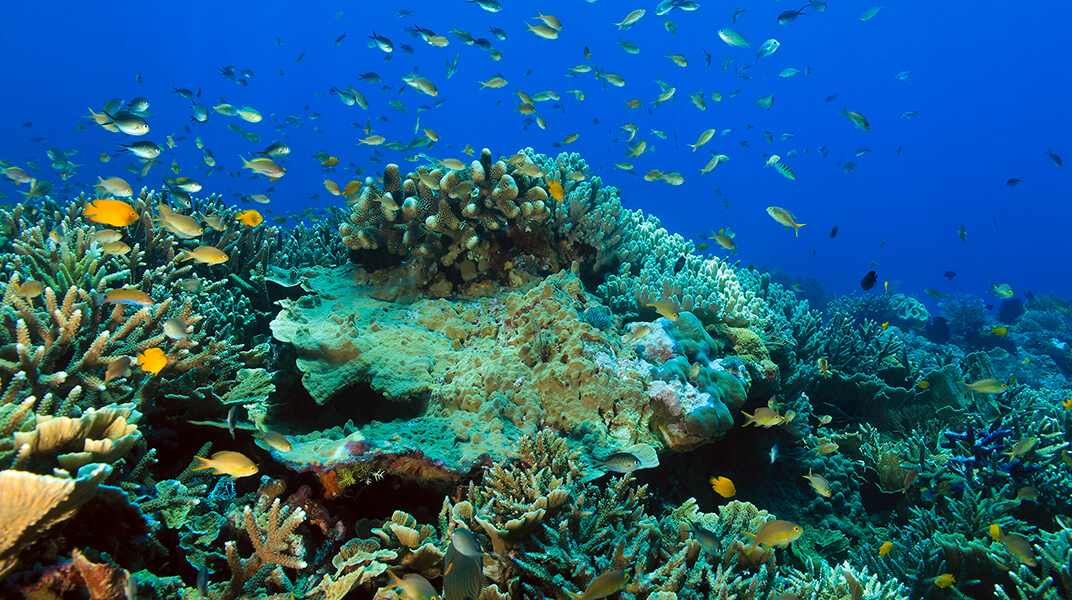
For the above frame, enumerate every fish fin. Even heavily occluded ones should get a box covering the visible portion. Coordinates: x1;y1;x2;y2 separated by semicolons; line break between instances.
192;456;213;470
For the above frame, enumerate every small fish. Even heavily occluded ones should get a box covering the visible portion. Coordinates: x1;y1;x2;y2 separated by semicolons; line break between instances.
756;39;780;60
817;358;832;377
742;520;803;553
104;356;132;383
710;475;736;498
742;407;786;428
236;209;263;227
1003;437;1038;458
766;207;805;235
136;347;168;375
840;106;871;131
85;199;140;227
988;281;1014;298
990;326;1008;337
227;406;237;439
1045;149;1063;166
252;427;292;452
615;9;646;30
957;378;1007;395
100;288;153;306
384;570;438;600
193;450;258;478
597;451;641;473
178;245;229;265
933;574;955;588
860;5;885;20
769;444;779;464
803;469;832;497
718;27;750;48
646;300;680;320
163;318;189;340
567;569;631;600
1006;177;1024;187
17;280;44;299
689;522;722;555
814;442;839;455
861;270;878;291
879;541;894;557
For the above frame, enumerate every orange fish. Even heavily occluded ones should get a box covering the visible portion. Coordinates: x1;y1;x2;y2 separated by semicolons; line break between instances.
136;347;168;375
878;541;894;557
709;475;736;498
547;179;565;200
84;199;140;227
235;209;263;227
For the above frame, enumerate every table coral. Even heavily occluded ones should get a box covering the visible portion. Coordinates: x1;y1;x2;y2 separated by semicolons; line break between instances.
271;264;656;477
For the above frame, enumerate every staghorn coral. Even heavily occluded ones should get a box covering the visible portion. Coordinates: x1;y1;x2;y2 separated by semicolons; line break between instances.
0;271;242;415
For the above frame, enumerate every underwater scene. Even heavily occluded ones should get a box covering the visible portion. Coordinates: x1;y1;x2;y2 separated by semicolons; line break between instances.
1;1;1071;599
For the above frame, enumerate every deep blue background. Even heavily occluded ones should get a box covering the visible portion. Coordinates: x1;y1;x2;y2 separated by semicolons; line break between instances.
1;0;1069;306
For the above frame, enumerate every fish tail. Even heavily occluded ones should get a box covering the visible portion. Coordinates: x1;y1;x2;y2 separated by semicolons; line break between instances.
192;456;213;470
741;531;760;554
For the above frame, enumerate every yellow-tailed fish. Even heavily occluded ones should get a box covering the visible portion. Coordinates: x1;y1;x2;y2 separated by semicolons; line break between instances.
742;520;802;553
178;245;229;265
567;569;630;600
192;450;258;478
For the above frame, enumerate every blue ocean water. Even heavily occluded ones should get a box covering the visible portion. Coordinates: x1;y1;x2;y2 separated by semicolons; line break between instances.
1;0;1070;305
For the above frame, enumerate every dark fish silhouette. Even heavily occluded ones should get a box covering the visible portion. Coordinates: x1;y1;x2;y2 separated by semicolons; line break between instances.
944;271;957;280
861;270;877;291
829;225;838;238
1006;177;1024;187
1046;149;1063;166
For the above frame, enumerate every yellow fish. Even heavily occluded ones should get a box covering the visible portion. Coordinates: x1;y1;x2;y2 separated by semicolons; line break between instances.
990;326;1008;337
932;574;955;588
236;209;263;227
547;179;565;200
957;378;1007;395
766;206;805;236
709;475;736;498
178;245;229;265
817;358;832;377
646;300;680;320
878;541;894;557
136;347;168;375
254;428;292;452
802;469;832;497
988;281;1014;298
1003;437;1037;458
100;287;153;306
566;569;630;600
17;280;44;299
814;441;839;455
155;204;203;238
193;450;258;479
84;199;140;227
384;571;438;600
742;407;785;428
742;520;802;553
240;156;285;179
1061;397;1072;410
